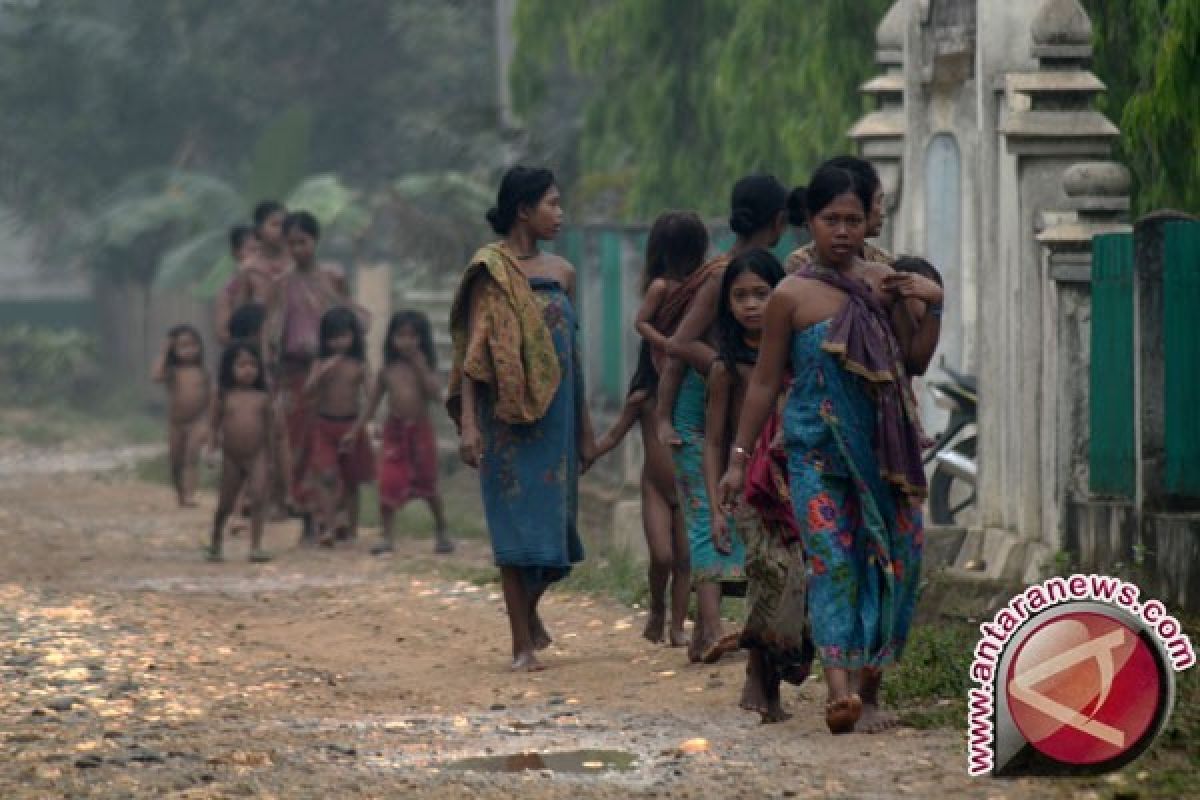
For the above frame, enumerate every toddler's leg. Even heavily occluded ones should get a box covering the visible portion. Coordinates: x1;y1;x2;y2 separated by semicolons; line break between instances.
246;452;271;562
167;422;187;506
344;483;360;541
210;456;244;562
640;474;674;644
180;419;207;507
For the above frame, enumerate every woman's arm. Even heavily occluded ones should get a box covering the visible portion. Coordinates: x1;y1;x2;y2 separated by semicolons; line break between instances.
634;280;672;353
458;276;486;468
718;288;795;510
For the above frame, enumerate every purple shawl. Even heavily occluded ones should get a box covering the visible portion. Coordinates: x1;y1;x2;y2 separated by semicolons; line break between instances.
805;266;928;500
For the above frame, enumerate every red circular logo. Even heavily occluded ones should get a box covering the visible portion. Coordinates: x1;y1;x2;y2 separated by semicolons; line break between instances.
1005;611;1162;765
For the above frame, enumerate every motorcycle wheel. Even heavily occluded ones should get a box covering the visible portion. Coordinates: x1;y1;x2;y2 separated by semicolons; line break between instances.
929;436;977;526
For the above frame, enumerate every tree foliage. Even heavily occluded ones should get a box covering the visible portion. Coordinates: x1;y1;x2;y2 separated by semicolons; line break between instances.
1087;0;1199;214
511;0;891;219
0;0;502;274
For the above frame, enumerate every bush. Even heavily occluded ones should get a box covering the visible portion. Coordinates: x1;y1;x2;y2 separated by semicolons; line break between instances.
0;324;101;405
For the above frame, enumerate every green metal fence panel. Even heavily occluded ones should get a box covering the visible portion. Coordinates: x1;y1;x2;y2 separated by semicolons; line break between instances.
1163;220;1200;499
600;232;623;401
1089;232;1136;497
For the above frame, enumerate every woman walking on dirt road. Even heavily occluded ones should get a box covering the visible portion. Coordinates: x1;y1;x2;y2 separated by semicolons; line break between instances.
447;166;595;672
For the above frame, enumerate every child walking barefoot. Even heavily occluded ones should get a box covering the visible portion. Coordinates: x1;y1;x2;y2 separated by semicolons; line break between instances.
208;342;274;562
588;211;708;646
304;307;374;546
702;249;798;723
348;311;451;556
152;325;211;508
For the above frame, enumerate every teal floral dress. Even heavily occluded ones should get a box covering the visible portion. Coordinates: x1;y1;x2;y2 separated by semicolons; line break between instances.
672;367;746;585
479;277;585;589
784;321;923;669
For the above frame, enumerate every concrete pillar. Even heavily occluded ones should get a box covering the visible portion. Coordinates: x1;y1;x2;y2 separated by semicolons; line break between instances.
1034;162;1131;570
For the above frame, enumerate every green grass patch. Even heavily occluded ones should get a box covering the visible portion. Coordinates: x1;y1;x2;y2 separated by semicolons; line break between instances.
355;484;485;540
0;398;160;447
133;452;220;491
883;618;975;729
560;546;651;608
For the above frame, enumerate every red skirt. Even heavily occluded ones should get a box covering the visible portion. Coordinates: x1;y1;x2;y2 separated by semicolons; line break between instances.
378;416;439;509
308;415;376;491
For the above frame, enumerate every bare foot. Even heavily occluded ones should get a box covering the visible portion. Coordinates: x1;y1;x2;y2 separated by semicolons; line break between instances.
248;549;272;563
855;703;900;734
668;627;689;648
511;651;546;672
642;609;665;644
739;674;768;715
229;521;247;537
530;613;553;651
825;693;863;735
782;662;812;686
318;532;335;548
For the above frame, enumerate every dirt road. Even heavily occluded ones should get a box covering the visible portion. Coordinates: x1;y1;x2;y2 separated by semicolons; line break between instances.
0;446;1085;799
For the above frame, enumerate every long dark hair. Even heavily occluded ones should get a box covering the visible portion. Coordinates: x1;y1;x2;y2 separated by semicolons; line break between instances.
165;324;204;367
384;310;437;370
893;255;944;288
218;341;267;391
642;211;709;291
318;307;365;361
715;249;785;380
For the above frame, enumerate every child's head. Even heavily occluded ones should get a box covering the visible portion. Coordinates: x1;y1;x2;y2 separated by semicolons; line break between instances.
385;310;437;370
643;211;709;290
893;255;944;288
229;224;259;264
283;210;320;267
319;306;365;360
166;324;204;367
219;341;266;391
716;248;785;374
253;201;287;247
729;174;789;248
228;303;266;342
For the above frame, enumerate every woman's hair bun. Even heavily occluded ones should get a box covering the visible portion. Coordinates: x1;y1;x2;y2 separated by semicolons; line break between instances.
728;207;758;236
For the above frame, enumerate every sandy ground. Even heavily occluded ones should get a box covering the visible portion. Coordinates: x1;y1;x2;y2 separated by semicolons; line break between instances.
0;443;1098;799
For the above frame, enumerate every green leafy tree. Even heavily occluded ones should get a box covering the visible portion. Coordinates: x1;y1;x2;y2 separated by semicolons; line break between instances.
511;0;890;219
1087;0;1200;214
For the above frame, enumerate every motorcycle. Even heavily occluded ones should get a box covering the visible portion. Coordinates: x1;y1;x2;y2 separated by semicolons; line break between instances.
925;361;977;526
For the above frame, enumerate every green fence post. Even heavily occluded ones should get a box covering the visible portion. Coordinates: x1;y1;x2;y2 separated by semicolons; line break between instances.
1163;220;1200;500
1089;231;1136;497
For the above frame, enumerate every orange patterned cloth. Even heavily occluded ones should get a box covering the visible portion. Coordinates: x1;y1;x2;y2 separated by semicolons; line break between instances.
446;243;561;428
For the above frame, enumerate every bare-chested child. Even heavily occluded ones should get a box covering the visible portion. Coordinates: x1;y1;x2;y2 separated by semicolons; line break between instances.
587;211;709;647
303;307;374;546
347;310;451;556
151;325;210;508
208;342;273;563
